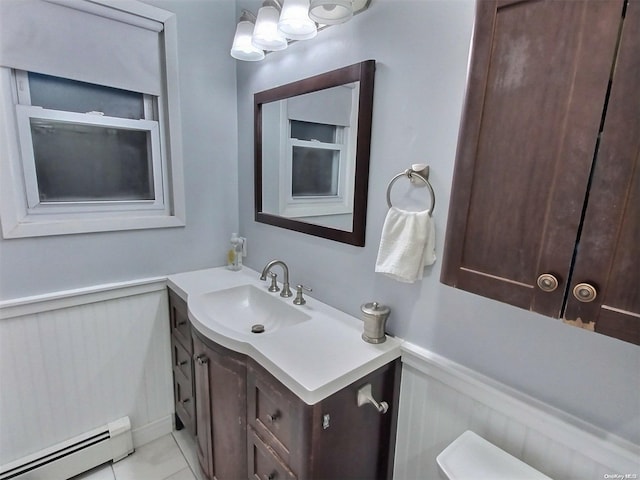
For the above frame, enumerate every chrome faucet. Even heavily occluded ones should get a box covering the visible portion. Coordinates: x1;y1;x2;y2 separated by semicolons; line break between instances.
259;260;293;297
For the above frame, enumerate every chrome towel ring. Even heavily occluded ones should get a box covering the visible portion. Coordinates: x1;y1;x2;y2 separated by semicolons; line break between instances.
386;168;435;216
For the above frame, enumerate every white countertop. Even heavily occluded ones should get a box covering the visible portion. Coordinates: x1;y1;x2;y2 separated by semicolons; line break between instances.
167;266;402;405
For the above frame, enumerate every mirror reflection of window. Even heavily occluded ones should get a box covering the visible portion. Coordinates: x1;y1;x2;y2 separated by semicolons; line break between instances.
255;60;376;245
290;120;342;197
291;147;339;196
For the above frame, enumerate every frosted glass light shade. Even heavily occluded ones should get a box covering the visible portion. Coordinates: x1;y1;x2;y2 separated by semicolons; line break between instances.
230;21;265;61
278;0;317;40
252;5;288;51
309;0;353;25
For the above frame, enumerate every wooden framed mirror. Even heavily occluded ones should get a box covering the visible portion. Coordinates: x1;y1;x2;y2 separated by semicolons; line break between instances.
254;60;375;246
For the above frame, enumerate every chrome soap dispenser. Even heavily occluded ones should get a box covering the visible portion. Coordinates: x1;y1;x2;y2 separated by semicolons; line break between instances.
360;301;390;344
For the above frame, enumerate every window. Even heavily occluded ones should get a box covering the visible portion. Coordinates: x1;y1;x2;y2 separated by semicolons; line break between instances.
16;71;165;211
290;120;343;198
278;118;354;219
0;0;185;238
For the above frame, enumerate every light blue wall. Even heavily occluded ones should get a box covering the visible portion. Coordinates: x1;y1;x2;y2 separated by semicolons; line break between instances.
236;0;640;444
0;0;636;448
0;0;238;299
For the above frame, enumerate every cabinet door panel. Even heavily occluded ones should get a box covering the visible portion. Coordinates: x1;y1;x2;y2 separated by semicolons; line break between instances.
564;0;640;344
441;0;623;316
192;340;213;480
209;345;247;480
193;333;248;480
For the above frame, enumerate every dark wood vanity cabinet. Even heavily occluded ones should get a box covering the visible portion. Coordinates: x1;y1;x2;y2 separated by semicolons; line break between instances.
168;288;401;479
168;288;196;435
441;0;639;344
247;358;401;480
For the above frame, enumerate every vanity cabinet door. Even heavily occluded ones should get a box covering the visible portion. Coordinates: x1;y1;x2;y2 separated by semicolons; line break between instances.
193;332;248;480
193;347;213;480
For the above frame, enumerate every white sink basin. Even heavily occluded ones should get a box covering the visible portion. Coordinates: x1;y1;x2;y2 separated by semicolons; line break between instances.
190;284;311;335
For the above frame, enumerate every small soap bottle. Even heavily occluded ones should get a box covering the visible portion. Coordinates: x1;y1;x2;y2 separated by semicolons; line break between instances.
227;233;241;271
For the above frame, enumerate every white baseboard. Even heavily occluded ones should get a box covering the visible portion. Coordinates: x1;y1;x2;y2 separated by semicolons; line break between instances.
131;415;174;449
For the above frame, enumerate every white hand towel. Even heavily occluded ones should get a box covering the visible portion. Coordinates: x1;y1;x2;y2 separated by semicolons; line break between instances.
375;207;436;283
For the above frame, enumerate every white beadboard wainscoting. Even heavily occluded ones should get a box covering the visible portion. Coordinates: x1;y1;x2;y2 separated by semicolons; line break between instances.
394;343;640;479
0;278;174;467
2;278;638;478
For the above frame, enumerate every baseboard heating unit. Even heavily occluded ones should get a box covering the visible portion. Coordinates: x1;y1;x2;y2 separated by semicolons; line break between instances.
0;417;134;480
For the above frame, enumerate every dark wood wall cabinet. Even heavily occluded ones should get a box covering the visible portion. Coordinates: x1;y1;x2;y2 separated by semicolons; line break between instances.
441;0;639;345
168;290;401;480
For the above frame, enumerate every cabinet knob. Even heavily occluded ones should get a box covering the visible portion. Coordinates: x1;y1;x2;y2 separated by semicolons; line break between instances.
573;283;597;303
266;410;281;424
537;273;559;292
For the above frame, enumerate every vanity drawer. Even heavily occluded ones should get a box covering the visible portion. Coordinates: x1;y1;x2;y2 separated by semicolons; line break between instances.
172;335;192;382
248;427;296;480
168;288;190;349
174;368;196;435
247;360;302;462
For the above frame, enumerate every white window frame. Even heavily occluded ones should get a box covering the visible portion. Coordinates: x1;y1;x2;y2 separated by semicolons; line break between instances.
16;104;166;214
278;111;357;220
0;0;185;238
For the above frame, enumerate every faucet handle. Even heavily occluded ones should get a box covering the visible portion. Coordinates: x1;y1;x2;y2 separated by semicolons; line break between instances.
267;272;280;293
293;285;312;305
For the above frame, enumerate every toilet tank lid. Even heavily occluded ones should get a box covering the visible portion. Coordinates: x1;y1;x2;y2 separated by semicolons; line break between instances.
436;431;552;480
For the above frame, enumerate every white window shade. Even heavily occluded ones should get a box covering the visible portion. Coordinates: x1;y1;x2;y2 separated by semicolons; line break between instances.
0;0;164;95
287;84;354;126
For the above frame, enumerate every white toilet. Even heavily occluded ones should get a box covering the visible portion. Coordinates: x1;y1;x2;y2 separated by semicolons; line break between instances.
436;430;552;479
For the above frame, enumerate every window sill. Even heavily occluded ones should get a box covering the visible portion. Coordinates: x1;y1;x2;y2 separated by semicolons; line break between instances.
1;212;185;239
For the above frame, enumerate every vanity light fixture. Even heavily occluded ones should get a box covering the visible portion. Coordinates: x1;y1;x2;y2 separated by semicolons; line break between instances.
230;11;265;61
252;0;288;51
278;0;317;40
309;0;352;24
231;0;371;61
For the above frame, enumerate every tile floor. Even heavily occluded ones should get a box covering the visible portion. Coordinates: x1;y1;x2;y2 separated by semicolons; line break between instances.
73;430;204;480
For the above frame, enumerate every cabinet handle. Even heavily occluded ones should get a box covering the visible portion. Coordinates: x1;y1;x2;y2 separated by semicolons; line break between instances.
537;273;559;292
179;360;188;366
263;472;277;480
177;320;187;326
266;410;281;424
573;283;597;303
181;398;191;405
